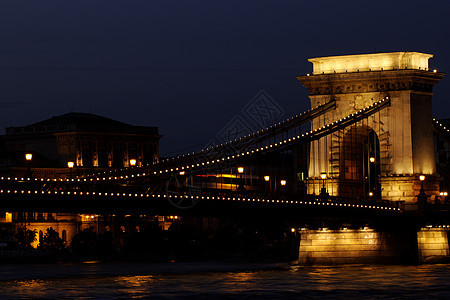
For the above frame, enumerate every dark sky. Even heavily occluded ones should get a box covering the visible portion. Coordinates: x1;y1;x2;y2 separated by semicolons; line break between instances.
1;1;449;154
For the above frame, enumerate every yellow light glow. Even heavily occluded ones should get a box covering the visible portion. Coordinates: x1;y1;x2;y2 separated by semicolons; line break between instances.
179;171;185;175
216;174;237;178
130;159;136;166
320;173;326;180
445;192;448;196
280;180;287;186
369;157;375;163
264;175;270;182
419;175;425;181
291;228;295;233
309;52;433;74
25;153;32;161
67;161;74;168
237;167;244;173
369;192;373;197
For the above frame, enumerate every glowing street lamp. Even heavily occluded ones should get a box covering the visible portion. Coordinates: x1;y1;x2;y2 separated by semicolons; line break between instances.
369;157;375;163
417;175;427;207
130;159;137;167
320;172;327;196
237;167;244;190
440;192;448;204
280;180;287;186
264;175;271;193
25;153;33;178
67;161;74;179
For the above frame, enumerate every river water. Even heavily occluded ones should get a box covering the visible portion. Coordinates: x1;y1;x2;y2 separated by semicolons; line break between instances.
1;262;450;299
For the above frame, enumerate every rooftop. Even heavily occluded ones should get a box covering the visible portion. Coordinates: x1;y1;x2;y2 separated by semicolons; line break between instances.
308;52;434;75
5;112;159;136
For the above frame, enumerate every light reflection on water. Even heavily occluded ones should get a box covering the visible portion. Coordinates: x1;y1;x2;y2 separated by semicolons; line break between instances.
1;263;450;299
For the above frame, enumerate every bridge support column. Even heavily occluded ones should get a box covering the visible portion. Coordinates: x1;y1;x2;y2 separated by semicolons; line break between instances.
417;227;450;263
298;227;450;265
380;175;440;203
298;228;416;265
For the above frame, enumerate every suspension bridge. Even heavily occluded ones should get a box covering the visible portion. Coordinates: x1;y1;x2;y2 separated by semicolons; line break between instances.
2;51;450;264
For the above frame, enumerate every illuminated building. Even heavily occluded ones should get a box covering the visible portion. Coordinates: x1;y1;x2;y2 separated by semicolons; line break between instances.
0;112;161;177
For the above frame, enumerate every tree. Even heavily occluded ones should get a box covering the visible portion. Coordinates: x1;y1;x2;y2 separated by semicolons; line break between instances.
38;227;65;253
16;225;37;249
71;227;98;256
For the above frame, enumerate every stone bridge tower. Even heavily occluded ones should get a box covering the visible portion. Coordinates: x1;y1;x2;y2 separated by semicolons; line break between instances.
297;52;444;203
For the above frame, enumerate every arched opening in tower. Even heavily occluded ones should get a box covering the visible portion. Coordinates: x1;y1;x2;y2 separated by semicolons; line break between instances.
339;126;380;199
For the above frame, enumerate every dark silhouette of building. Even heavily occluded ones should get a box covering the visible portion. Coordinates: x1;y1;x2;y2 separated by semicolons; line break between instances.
0;112;161;177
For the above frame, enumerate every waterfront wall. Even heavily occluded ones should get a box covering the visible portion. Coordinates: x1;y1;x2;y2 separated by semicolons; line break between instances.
298;228;417;265
417;228;449;263
299;227;450;265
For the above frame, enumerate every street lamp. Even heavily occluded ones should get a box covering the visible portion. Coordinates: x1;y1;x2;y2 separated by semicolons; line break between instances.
130;159;136;167
237;167;244;190
67;161;74;179
263;175;270;193
280;180;287;186
320;172;327;196
417;175;427;207
25;153;33;178
369;156;375;163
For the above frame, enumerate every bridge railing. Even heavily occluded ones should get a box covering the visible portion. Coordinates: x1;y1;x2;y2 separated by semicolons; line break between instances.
307;195;404;210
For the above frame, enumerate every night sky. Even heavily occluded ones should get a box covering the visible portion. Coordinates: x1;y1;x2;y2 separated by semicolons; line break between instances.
1;1;449;154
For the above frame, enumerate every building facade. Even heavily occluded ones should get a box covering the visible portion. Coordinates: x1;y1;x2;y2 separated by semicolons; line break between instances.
0;112;161;177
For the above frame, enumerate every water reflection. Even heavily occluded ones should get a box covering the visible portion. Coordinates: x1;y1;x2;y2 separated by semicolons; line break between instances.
223;271;256;291
2;263;450;298
115;275;154;298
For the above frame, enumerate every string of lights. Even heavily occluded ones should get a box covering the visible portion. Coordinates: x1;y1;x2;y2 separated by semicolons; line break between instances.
0;188;401;211
0;97;390;183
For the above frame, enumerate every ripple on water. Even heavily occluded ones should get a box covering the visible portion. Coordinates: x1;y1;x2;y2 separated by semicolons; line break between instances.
1;263;450;299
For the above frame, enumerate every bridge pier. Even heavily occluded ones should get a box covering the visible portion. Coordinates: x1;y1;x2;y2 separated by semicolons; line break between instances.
380;175;441;203
298;52;444;203
298;227;449;265
417;227;450;263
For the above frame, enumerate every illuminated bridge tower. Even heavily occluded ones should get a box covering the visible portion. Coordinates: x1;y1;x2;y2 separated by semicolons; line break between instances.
297;52;444;203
